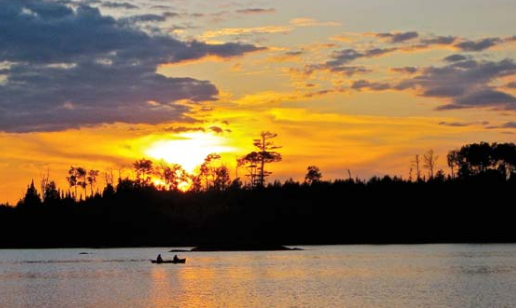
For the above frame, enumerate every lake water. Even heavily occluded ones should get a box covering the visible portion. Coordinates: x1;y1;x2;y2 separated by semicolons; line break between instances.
1;245;516;308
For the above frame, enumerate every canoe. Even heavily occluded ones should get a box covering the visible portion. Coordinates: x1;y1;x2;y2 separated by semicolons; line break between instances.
151;259;186;264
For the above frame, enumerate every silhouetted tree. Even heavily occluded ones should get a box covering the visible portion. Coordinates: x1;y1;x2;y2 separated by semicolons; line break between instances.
104;168;115;187
67;166;87;200
457;142;493;176
189;173;202;192
230;178;243;190
134;159;153;187
157;163;187;191
255;132;282;187
213;166;231;191
87;170;100;197
77;167;87;199
411;155;422;181
493;143;516;179
447;142;516;179
447;150;460;179
17;180;42;209
39;169;50;200
102;183;115;198
423;150;439;179
305;165;322;184
241;132;282;188
199;153;221;190
43;181;60;205
240;151;260;187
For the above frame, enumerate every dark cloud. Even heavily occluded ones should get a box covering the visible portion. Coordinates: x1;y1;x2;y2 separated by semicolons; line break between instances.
391;67;419;74
446;89;516;110
101;1;139;9
295;47;397;77
209;126;224;134
382;59;516;111
286;51;304;56
443;54;469;63
329;48;397;65
236;8;276;15
506;81;516;89
350;58;516;111
364;48;398;57
150;5;174;10
455;37;502;52
163;127;206;134
485;121;516;129
501;122;516;128
0;0;264;132
121;14;168;23
327;49;364;65
438;121;471;127
300;65;370;77
0;62;218;132
162;12;180;18
162;126;228;134
420;36;457;46
377;31;419;43
351;80;391;91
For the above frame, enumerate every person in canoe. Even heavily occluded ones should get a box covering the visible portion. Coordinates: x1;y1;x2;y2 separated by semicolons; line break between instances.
173;254;179;262
156;254;164;264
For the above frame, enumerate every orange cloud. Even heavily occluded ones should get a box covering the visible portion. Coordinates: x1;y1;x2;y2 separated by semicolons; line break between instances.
289;18;341;27
200;25;292;39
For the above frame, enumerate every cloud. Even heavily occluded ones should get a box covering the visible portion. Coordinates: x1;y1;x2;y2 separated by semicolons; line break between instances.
286;51;304;56
236;8;276;15
357;59;516;111
200;18;339;40
391;67;419;74
485;121;516;129
351;80;391;91
377;31;419;43
0;62;219;132
446;89;516;110
438;121;471;127
325;48;397;66
289;18;341;27
101;1;139;9
506;81;516;89
200;25;292;39
120;14;168;23
455;37;502;52
295;65;370;78
339;32;514;55
295;47;396;77
420;36;458;46
163;127;206;134
162;125;230;135
443;54;469;63
268;50;305;63
501;122;516;128
0;0;264;132
401;59;516;110
209;126;225;134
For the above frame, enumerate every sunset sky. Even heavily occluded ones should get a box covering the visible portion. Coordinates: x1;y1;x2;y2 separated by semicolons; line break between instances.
1;0;516;203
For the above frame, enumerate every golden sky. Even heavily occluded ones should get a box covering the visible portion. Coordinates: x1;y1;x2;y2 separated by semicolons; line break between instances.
1;0;516;203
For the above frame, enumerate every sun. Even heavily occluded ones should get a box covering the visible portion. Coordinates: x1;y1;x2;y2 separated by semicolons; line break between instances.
144;132;236;172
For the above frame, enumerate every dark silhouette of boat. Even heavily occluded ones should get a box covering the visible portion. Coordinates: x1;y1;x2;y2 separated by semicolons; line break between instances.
151;258;186;264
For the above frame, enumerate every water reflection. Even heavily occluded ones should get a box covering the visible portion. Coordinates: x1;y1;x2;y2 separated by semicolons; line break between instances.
1;245;516;308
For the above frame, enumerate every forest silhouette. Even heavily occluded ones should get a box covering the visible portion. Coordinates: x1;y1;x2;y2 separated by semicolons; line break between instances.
1;134;516;248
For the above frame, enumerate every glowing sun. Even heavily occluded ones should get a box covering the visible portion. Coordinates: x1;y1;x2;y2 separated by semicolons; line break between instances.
144;132;236;172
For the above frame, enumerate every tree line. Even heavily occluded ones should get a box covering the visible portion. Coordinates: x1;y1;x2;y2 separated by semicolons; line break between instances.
13;131;283;208
1;138;516;248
